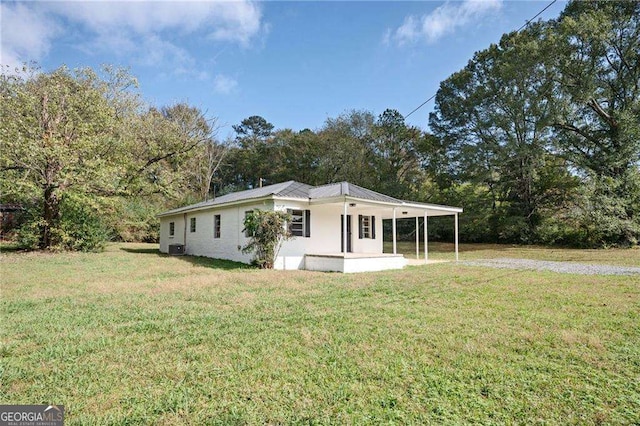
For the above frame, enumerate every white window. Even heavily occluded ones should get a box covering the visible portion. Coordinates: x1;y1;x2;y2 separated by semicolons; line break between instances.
169;222;175;237
190;217;196;233
361;216;371;238
359;215;375;239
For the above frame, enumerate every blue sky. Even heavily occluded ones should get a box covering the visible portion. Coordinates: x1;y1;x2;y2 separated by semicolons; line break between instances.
1;1;566;138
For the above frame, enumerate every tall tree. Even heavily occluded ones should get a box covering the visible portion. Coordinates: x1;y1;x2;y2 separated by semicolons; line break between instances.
124;103;217;198
552;1;640;179
430;24;574;242
271;128;324;185
315;110;377;187
0;66;135;248
230;115;276;188
232;115;274;144
0;65;212;249
187;137;229;201
371;109;422;198
550;1;640;245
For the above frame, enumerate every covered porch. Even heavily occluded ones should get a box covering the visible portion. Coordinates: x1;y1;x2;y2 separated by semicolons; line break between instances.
306;195;462;272
380;202;463;263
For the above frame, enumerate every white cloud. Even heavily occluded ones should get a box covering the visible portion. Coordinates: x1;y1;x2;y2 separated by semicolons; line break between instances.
389;0;503;45
213;74;238;94
0;2;59;69
1;1;265;72
47;1;265;47
207;1;265;45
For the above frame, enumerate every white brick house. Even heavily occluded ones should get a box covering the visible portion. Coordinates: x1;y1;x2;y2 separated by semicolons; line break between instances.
158;181;462;272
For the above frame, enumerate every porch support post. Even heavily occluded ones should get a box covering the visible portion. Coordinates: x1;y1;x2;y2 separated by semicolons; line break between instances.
392;208;397;255
454;212;459;262
424;212;428;263
343;201;348;254
415;216;419;259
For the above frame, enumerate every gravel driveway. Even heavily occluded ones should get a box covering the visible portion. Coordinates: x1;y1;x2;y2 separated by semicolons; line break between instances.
460;258;640;276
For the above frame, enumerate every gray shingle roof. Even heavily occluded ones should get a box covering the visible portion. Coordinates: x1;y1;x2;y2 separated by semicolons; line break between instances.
159;181;312;216
274;181;315;198
159;181;406;216
309;182;401;203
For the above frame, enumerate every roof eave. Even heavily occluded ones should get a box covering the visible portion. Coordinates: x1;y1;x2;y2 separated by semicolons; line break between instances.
400;201;463;213
308;196;462;212
309;195;403;208
157;196;277;217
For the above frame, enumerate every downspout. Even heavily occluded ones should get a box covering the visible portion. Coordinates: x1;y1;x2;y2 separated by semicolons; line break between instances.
183;213;187;253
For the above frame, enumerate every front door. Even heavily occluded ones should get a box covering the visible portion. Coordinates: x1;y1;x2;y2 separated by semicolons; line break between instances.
340;214;352;253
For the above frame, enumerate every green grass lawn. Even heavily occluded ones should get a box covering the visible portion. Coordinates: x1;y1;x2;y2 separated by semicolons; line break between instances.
1;243;639;424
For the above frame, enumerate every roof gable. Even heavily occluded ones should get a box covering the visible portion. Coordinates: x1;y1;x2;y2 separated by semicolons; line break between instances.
309;182;400;203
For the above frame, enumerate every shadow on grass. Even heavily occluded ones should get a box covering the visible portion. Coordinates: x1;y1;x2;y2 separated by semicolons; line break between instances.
119;247;253;271
120;247;161;255
182;255;254;271
0;240;32;254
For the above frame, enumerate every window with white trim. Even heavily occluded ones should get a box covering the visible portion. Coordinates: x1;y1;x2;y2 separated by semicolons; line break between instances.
288;209;304;237
169;221;175;237
361;215;371;238
190;217;196;233
287;209;310;237
358;215;375;239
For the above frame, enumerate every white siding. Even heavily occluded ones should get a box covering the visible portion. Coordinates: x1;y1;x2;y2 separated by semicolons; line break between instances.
181;200;274;263
352;212;383;254
274;201;311;269
290;203;384;255
306;203;344;254
159;199;387;270
159;214;186;253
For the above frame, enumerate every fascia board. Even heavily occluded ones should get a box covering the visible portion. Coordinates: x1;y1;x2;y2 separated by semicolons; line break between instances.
157;196;275;217
400;202;463;213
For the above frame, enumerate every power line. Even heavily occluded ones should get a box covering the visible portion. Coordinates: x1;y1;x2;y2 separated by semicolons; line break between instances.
516;0;557;32
403;93;437;120
402;0;559;121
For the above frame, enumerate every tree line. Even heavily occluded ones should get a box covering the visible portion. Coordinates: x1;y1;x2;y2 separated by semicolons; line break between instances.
1;66;225;250
1;1;638;250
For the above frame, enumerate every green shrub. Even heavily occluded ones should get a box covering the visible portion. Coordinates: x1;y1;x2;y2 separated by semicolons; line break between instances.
108;198;160;243
242;210;292;269
17;194;110;252
58;195;111;251
16;219;43;250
